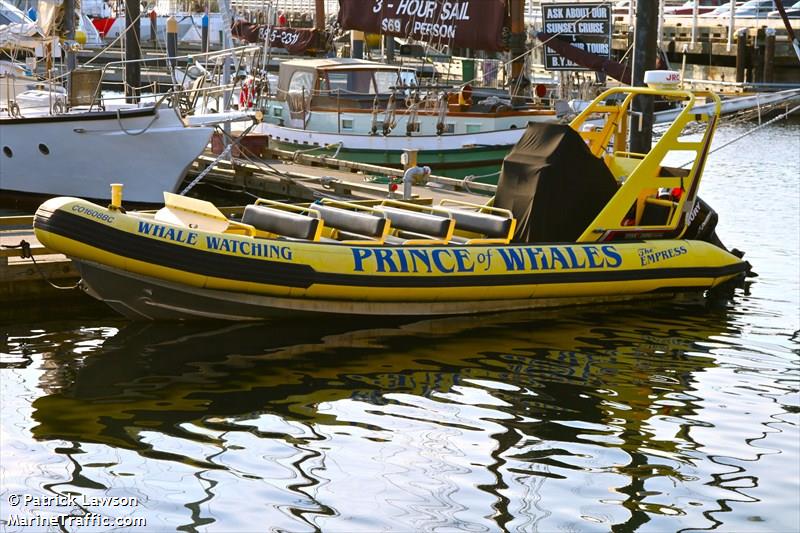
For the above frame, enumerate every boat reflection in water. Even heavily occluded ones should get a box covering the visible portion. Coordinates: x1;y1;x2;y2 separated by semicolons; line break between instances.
26;302;771;531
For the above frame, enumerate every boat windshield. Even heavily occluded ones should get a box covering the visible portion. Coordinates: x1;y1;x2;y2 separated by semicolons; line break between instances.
320;69;402;96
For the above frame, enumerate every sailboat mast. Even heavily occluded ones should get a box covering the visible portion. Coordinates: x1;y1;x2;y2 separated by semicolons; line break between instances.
125;0;141;103
315;0;325;31
64;0;76;73
509;0;526;105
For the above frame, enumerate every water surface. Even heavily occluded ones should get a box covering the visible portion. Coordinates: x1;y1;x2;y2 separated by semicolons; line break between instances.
1;118;798;532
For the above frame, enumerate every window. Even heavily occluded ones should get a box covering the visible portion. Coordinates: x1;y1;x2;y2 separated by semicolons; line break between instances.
374;71;401;94
326;72;354;94
341;118;354;130
288;71;315;94
320;69;402;96
466;124;481;133
2;146;12;157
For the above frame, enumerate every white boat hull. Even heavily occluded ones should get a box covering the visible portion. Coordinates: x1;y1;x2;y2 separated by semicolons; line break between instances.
0;106;212;203
258;122;533;152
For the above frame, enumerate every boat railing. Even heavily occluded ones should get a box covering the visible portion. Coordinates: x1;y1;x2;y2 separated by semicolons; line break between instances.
571;86;722;243
84;44;263;113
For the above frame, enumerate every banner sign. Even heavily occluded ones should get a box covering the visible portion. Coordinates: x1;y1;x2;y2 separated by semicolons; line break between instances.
337;0;507;52
541;3;612;71
231;22;320;54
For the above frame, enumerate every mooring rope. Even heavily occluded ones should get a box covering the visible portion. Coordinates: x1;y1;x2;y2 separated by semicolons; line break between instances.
1;240;80;290
179;121;259;195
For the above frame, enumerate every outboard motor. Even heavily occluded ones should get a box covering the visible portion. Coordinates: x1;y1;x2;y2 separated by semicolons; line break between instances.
684;197;725;249
686;197;753;279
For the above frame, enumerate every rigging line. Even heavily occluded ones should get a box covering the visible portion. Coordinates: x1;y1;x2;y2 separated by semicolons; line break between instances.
455;8;600;91
180;121;258;195
212;125;294;178
81;10;145;68
114;108;160;135
679;102;800;168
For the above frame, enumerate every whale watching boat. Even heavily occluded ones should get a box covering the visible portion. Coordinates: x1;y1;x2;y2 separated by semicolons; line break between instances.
33;79;751;320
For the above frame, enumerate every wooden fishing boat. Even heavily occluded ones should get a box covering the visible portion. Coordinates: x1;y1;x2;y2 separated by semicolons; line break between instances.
254;58;557;181
33;83;750;320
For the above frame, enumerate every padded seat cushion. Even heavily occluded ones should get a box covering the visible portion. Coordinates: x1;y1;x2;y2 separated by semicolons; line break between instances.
316;204;387;237
242;204;320;240
442;208;512;237
382;206;451;238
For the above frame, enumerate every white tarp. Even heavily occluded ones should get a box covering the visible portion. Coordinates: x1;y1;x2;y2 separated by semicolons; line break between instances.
0;0;43;49
36;0;62;36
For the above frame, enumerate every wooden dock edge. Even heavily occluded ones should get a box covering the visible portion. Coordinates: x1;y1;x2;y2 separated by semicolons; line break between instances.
1;216;82;304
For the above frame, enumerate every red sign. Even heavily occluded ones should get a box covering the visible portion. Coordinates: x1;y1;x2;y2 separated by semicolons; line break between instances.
232;22;320;54
338;0;507;52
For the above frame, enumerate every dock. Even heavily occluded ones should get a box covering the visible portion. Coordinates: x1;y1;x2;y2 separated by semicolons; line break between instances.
188;147;496;205
0;216;79;304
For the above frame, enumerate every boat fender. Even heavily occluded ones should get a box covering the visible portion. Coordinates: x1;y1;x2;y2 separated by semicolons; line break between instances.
239;77;254;108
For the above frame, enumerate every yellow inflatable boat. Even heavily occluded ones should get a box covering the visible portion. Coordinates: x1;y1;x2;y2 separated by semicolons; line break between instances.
33;84;750;319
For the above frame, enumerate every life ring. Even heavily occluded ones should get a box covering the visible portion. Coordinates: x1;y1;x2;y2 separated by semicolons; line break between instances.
239;77;254;109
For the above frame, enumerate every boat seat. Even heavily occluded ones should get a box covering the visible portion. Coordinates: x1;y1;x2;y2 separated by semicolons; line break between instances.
439;200;516;244
315;202;390;244
242;204;322;241
380;201;455;245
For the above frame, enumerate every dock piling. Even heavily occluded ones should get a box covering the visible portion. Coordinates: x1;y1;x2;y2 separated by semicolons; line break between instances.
351;31;365;59
202;13;209;54
736;28;748;83
764;28;776;83
150;9;157;46
752;28;765;83
125;0;141;103
167;16;178;72
630;0;659;154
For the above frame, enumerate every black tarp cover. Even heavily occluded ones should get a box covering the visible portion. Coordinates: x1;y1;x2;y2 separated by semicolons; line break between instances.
494;123;619;243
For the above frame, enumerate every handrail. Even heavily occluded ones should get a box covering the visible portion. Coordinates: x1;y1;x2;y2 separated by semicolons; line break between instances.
87;45;262;111
571;86;722;243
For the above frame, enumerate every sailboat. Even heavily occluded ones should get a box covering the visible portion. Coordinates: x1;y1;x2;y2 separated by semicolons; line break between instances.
0;0;213;205
254;57;558;181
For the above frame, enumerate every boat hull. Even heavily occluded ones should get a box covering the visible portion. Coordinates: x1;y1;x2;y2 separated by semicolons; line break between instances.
260;122;533;180
73;259;690;320
34;197;749;320
0;107;212;204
